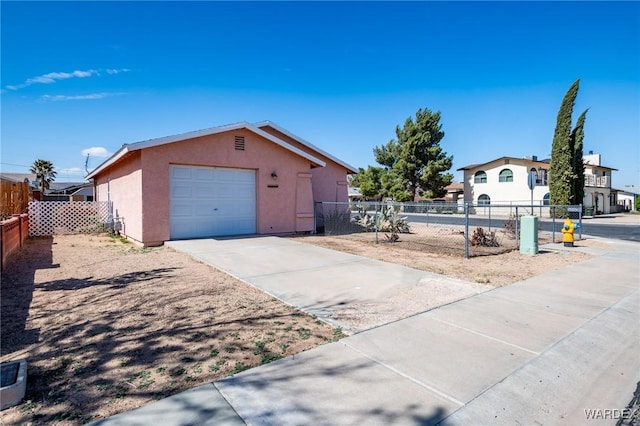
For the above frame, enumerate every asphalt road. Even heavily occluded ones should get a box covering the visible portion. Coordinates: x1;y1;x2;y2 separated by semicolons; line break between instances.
404;214;640;242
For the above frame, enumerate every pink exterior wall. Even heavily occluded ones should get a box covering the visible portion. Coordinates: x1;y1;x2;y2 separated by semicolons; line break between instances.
258;126;352;203
94;152;144;243
142;130;313;243
91;126;354;245
308;165;349;203
94;130;315;245
295;173;314;231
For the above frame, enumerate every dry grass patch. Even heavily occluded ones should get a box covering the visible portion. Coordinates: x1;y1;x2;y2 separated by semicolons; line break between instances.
290;233;601;286
1;234;339;425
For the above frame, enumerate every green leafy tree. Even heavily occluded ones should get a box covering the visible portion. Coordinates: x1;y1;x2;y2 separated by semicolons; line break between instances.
348;169;364;188
550;80;579;206
30;159;57;192
354;166;386;200
373;108;453;201
570;109;588;205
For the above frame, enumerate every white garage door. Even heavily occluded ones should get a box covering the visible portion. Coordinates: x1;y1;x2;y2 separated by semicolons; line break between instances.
170;165;256;239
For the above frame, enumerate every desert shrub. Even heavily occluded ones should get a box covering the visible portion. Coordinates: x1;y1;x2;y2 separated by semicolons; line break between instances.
470;227;499;247
322;208;355;235
355;204;411;236
378;205;410;234
503;214;521;238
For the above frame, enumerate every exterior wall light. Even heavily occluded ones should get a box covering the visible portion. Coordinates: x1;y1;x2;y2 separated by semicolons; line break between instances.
271;171;278;180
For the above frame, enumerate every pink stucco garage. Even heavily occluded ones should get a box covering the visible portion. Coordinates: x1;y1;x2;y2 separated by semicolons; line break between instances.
87;121;356;246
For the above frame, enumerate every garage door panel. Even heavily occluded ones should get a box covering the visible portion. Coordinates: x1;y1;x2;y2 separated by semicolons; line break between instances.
190;207;213;216
193;168;216;180
222;183;254;198
216;201;254;216
171;203;193;217
217;218;254;234
170;165;256;239
233;172;255;184
171;184;193;198
194;184;219;198
171;166;193;179
215;168;239;181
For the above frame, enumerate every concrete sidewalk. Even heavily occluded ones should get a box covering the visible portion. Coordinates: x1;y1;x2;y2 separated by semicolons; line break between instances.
92;237;639;426
580;213;640;225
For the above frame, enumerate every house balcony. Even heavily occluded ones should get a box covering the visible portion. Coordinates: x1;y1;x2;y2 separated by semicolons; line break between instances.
585;174;610;188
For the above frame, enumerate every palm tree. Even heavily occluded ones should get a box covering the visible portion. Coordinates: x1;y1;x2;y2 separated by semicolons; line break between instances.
30;159;57;193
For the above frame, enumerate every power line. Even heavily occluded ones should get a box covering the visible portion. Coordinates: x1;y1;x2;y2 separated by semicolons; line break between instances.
0;162;31;169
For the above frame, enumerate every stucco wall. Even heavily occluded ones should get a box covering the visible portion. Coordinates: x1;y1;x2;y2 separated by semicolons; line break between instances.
463;159;550;204
136;129;314;244
463;158;618;214
258;125;351;203
94;152;144;243
91;125;355;245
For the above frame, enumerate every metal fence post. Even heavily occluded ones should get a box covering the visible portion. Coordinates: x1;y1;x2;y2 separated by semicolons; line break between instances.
425;202;429;225
515;206;519;247
578;203;583;240
375;202;379;244
464;203;469;259
313;202;317;235
552;206;556;243
488;204;492;232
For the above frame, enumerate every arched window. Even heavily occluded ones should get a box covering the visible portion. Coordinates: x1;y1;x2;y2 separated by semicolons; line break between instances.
474;171;487;183
543;193;550;205
537;168;548;186
478;194;491;205
499;168;513;183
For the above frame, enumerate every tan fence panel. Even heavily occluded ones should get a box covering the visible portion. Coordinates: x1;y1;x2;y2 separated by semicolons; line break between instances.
1;180;30;220
0;214;29;271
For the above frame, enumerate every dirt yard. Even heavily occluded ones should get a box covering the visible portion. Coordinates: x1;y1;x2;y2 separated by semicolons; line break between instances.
1;234;341;425
290;232;601;286
1;231;603;424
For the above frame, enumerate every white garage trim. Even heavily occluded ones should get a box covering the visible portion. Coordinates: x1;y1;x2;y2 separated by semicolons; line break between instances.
87;121;325;180
170;165;256;239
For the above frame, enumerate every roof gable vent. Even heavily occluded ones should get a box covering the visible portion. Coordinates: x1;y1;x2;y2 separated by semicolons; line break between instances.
234;136;245;151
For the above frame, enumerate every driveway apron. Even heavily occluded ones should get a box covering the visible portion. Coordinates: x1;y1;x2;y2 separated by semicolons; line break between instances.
166;236;486;332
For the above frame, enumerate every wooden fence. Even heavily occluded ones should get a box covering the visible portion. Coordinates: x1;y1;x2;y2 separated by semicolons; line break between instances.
1;180;30;220
0;214;29;272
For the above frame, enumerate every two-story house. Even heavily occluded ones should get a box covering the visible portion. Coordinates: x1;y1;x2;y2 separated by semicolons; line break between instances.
458;152;617;214
582;152;618;214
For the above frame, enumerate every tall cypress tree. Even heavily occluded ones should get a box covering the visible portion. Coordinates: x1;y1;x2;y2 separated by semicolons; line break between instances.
549;80;579;206
570;109;588;205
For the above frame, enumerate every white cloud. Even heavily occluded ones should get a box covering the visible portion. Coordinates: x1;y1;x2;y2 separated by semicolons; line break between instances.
5;68;130;91
40;93;115;102
56;167;86;178
81;147;112;158
106;68;130;75
6;69;99;90
27;69;98;85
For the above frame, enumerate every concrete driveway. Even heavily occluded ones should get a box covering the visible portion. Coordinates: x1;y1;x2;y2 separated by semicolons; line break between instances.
100;236;640;426
166;236;488;333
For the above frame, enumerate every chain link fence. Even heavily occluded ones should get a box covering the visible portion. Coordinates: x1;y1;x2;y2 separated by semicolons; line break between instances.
315;201;582;258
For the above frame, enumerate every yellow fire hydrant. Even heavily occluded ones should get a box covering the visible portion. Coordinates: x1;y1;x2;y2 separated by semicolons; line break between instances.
561;218;576;247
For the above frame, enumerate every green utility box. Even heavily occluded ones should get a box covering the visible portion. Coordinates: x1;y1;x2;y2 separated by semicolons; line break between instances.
519;216;539;255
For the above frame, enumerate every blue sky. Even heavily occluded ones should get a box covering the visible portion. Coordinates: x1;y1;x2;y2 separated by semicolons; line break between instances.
2;1;639;190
